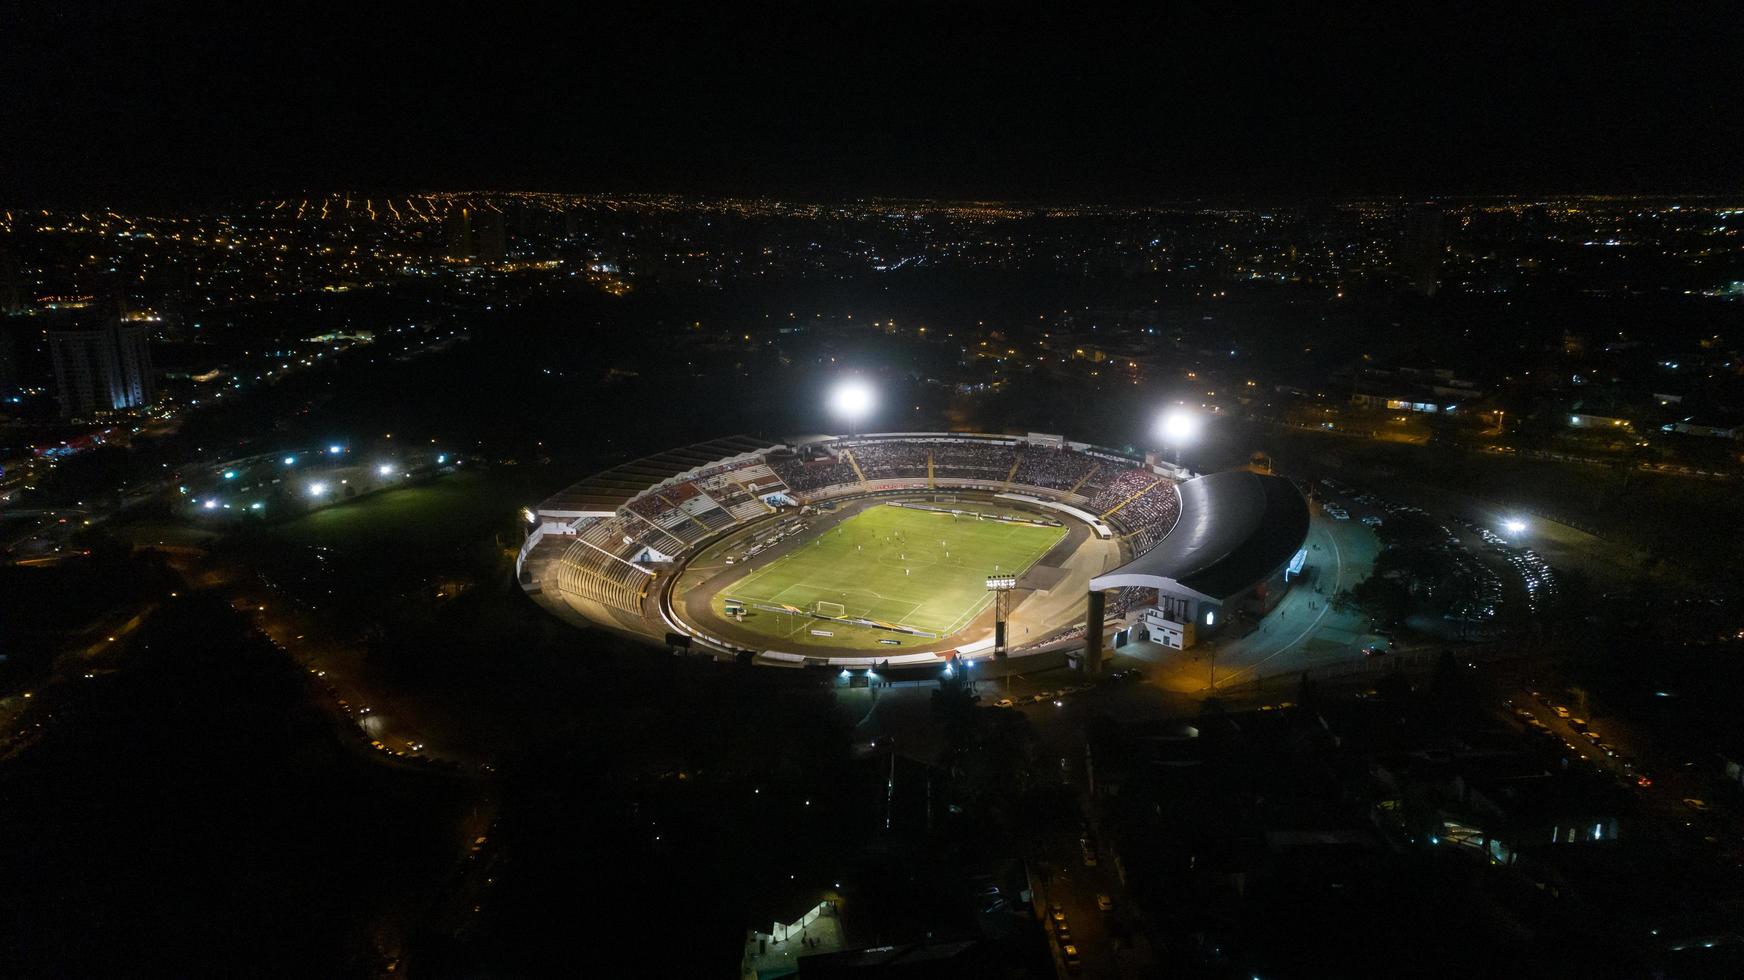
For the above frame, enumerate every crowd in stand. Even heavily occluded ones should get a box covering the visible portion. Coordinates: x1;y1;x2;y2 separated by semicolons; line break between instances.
1011;445;1097;491
768;454;859;492
847;441;930;480
1114;482;1181;547
927;441;1015;479
1086;467;1162;513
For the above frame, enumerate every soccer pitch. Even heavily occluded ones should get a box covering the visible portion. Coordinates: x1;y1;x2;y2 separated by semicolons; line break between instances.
718;503;1066;647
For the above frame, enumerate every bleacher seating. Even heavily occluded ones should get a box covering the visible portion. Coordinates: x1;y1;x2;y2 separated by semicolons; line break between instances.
1086;467;1161;514
847;441;930;480
769;454;858;493
553;516;653;613
1010;445;1097;491
1113;482;1181;554
929;441;1016;480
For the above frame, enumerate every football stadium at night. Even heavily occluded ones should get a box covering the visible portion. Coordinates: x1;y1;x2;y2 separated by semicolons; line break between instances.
517;429;1310;669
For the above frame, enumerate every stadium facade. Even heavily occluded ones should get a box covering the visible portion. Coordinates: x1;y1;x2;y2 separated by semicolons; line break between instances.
517;432;1308;668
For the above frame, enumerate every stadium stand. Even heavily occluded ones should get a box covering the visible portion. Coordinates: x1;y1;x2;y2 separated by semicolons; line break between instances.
768;453;859;493
1011;444;1098;492
1087;467;1162;514
846;441;930;480
929;441;1016;480
1112;482;1182;554
552;516;653;614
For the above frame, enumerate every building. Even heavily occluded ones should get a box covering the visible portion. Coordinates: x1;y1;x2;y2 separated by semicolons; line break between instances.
1090;469;1310;648
1398;203;1446;297
443;207;473;260
443;206;507;262
47;319;155;418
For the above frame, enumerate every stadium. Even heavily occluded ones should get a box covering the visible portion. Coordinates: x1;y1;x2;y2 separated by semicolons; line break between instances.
517;427;1310;671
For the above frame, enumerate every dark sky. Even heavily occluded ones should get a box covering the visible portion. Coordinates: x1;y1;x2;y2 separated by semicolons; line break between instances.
3;1;1740;205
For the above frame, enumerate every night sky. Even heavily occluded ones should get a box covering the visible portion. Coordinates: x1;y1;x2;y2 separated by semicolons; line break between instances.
3;1;1740;204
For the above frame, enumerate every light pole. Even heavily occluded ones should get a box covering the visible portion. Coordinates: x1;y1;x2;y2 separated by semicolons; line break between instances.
987;575;1017;657
829;378;876;436
1156;406;1203;465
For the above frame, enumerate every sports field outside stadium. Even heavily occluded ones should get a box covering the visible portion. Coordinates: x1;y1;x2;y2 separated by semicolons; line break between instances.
714;502;1066;650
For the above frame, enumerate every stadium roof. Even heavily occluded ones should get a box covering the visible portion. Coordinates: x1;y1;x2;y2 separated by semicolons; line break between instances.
1091;470;1309;600
537;434;781;516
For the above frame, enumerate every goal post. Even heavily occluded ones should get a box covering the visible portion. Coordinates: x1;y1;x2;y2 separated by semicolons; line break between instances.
816;600;846;618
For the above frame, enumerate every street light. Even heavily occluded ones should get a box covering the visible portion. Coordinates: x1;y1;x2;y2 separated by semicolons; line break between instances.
307;481;328;497
829;378;876;434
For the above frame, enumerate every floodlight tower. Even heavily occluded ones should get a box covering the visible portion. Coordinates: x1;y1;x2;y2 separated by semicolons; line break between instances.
986;574;1017;657
1156;405;1204;464
829;377;876;435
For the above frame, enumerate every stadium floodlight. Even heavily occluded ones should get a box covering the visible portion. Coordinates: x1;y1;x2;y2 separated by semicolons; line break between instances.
1503;518;1527;535
307;481;328;497
1158;406;1204;446
829;377;876;433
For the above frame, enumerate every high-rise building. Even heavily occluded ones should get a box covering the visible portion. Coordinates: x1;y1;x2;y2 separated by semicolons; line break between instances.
442;206;507;262
1398;204;1446;297
474;208;508;262
444;207;474;260
47;319;155;419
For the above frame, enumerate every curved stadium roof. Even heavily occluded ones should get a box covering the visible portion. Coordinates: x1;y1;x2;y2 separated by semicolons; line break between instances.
1090;470;1309;600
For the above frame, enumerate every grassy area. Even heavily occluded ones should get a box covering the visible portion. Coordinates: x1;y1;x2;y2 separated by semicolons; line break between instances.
716;503;1064;650
266;469;542;553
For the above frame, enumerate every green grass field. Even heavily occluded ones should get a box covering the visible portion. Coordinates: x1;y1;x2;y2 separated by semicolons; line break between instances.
716;503;1065;649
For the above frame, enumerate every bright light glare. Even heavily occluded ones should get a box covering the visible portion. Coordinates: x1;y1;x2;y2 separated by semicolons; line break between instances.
829;378;876;422
327;444;342;455
378;464;395;477
1503;519;1527;534
307;481;328;496
283;456;296;465
202;499;218;510
1158;407;1204;445
223;470;237;480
